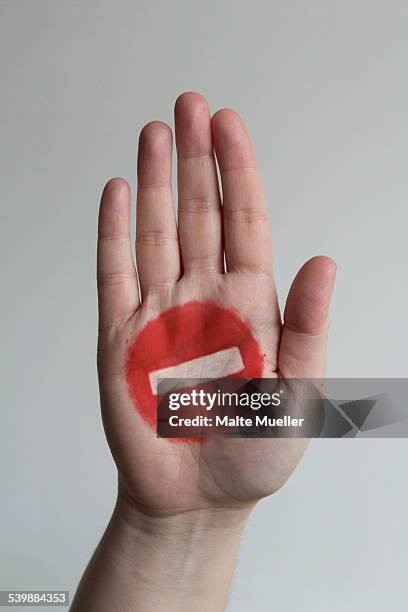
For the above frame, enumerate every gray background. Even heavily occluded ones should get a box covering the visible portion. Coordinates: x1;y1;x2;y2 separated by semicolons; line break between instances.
1;1;407;610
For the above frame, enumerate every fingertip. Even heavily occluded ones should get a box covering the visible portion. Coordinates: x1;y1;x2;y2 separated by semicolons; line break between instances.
211;108;256;170
174;92;212;154
175;91;209;115
213;107;252;131
137;121;173;188
212;107;240;122
138;121;173;153
99;178;131;237
102;177;130;200
306;254;337;268
299;256;337;286
211;108;243;139
284;255;337;336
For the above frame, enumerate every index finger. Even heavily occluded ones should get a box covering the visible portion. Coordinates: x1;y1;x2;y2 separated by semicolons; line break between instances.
212;109;273;276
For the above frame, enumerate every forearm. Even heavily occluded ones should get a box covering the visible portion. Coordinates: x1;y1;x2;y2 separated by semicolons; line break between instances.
71;493;252;612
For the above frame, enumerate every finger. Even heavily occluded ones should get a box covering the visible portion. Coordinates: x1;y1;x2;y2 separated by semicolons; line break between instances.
278;256;337;377
175;92;223;274
136;122;180;299
97;178;140;328
211;109;272;275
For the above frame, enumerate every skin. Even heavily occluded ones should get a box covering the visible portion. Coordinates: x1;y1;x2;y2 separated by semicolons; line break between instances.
71;92;336;612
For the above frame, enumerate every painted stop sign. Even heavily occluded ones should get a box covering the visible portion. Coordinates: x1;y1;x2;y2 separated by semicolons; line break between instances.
125;300;264;433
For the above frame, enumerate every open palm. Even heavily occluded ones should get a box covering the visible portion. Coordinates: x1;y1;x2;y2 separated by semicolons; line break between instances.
96;92;336;516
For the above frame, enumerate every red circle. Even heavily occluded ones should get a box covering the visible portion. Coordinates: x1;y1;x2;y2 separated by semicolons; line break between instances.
125;301;264;433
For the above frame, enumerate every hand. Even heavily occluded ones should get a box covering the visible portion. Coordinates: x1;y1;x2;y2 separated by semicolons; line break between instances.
72;92;336;612
97;92;336;515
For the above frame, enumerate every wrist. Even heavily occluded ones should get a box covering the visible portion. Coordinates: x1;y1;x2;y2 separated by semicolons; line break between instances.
115;485;254;537
109;490;253;611
72;485;255;612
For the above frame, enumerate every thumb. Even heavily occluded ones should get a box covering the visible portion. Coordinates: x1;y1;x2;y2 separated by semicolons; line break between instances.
278;256;337;378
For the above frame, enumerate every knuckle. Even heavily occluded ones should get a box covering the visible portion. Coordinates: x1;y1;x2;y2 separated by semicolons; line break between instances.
97;272;135;287
178;197;220;215
224;206;269;224
144;280;176;296
137;230;178;247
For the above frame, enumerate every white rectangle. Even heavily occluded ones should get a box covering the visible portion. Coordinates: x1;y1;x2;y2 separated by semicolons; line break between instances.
149;346;244;394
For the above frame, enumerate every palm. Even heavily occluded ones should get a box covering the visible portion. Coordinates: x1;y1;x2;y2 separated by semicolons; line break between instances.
97;93;336;516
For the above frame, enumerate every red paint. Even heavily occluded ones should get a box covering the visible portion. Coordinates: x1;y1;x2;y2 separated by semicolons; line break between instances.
125;301;264;438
